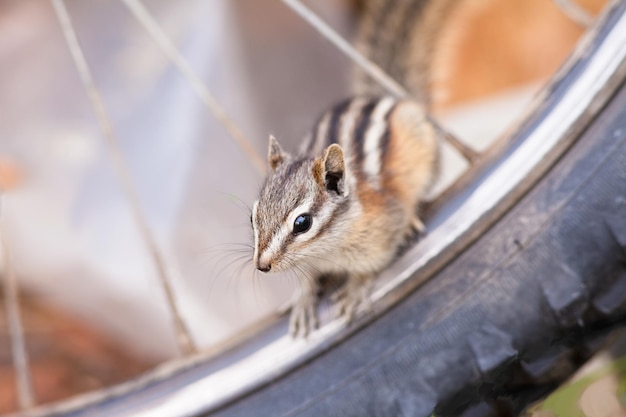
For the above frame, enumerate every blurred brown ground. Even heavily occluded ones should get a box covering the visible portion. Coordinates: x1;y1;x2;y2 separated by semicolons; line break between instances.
0;0;607;413
0;291;155;414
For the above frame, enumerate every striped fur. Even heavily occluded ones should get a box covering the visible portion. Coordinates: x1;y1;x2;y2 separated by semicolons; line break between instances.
352;0;461;106
303;96;396;190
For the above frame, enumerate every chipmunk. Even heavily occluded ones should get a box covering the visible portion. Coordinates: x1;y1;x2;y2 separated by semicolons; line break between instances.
252;96;439;337
250;0;468;336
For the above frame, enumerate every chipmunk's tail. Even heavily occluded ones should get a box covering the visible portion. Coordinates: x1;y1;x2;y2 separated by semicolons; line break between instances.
352;0;478;108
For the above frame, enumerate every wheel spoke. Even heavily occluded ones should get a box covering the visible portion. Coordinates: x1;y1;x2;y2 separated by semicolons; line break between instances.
1;194;36;410
121;0;266;174
553;0;594;28
50;0;197;356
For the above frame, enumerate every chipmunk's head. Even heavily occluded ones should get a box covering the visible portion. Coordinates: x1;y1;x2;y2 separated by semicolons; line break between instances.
252;135;353;273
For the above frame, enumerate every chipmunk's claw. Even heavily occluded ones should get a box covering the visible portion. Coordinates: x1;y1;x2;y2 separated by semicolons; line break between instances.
411;215;426;235
332;278;373;324
289;291;319;338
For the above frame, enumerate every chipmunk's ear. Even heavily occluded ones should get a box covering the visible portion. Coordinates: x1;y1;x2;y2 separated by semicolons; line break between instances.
315;144;346;196
268;135;286;171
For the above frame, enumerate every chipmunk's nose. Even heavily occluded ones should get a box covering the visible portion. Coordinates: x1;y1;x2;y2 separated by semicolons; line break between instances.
256;261;271;273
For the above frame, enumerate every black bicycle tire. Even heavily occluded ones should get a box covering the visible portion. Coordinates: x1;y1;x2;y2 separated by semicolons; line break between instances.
9;2;626;417
219;87;626;413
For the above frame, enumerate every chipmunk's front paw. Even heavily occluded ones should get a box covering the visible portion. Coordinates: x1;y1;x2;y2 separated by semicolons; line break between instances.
331;278;373;324
289;291;319;338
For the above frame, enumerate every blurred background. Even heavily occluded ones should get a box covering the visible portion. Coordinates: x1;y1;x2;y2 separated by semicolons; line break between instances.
0;0;606;413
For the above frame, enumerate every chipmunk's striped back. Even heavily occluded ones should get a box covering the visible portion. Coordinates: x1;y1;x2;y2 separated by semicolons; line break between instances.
302;96;399;190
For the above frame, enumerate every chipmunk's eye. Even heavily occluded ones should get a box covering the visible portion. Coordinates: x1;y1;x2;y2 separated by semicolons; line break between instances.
293;213;312;235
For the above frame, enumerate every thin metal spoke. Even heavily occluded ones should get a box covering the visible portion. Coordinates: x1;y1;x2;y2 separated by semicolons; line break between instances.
553;0;594;28
1;194;36;410
436;126;480;164
280;0;479;163
121;0;266;174
51;0;197;355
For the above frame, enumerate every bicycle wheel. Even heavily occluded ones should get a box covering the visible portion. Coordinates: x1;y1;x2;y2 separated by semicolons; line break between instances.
6;0;626;416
